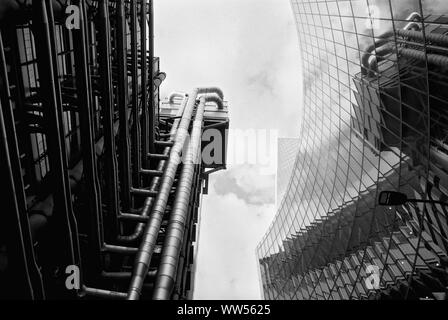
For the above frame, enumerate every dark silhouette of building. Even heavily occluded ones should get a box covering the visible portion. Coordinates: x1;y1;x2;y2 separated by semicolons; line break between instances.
0;0;228;300
257;1;448;300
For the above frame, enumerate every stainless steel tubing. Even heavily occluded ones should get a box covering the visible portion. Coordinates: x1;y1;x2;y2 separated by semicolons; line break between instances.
117;0;132;210
396;29;448;47
98;0;120;240
117;94;189;243
126;89;198;300
130;0;141;188
361;12;423;76
400;48;448;69
127;87;223;300
151;96;206;300
82;286;127;299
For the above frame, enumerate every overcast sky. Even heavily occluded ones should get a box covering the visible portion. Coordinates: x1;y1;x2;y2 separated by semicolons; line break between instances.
154;0;302;299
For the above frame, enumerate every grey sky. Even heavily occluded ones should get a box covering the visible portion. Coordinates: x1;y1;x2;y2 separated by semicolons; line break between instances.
155;0;301;299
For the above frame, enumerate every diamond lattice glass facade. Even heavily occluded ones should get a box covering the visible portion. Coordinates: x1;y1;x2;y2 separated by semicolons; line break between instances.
257;0;448;300
277;138;301;206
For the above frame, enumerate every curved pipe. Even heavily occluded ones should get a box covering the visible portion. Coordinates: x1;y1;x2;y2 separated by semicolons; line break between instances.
361;12;422;76
169;91;188;104
152;95;211;300
403;12;421;31
198;92;224;109
404;12;421;22
197;86;224;100
361;31;393;75
127;87;223;300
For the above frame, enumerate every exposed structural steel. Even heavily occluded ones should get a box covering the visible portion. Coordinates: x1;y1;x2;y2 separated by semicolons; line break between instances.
257;1;448;300
127;87;225;300
0;0;229;300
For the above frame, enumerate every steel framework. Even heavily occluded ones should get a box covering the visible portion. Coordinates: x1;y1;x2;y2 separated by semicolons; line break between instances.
0;0;229;300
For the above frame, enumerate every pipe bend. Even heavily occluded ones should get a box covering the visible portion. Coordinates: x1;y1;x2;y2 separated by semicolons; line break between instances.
404;12;421;23
198;92;224;109
361;31;394;75
197;87;224;100
168;92;188;104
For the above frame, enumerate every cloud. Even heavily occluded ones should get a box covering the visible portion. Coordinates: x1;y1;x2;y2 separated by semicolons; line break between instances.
194;183;276;299
155;0;302;137
155;0;300;299
213;164;275;205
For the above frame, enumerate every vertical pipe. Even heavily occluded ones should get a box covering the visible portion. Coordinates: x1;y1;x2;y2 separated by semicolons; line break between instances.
72;0;104;276
140;0;150;169
117;0;132;210
0;31;45;300
152;97;206;300
148;0;155;155
97;0;120;240
32;0;80;296
131;0;141;188
127;88;199;300
118;94;189;243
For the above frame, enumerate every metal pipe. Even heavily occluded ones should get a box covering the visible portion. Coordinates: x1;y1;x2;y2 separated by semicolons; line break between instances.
361;31;393;76
97;0;120;240
361;12;422;76
199;92;224;109
0;30;45;299
72;0;103;275
102;244;138;255
130;188;158;197
102;270;157;279
117;0;132;211
396;29;448;47
400;47;448;69
131;0;141;188
148;0;155;155
152;95;207;300
117;94;189;243
119;213;150;223
148;153;170;160
197;87;224;100
127;87;223;300
82;286;127;299
140;0;151;169
140;169;164;176
403;12;421;31
127;89;201;299
169;91;187;104
32;0;81;295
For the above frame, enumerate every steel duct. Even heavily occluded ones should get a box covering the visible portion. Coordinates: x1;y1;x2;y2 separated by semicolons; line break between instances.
169;92;188;104
400;48;448;69
151;95;207;300
127;87;223;300
361;12;423;76
118;93;189;243
396;29;448;47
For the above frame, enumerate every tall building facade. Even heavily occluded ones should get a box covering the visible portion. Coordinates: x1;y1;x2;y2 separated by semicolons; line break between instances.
0;0;228;300
257;0;448;300
276;138;300;207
